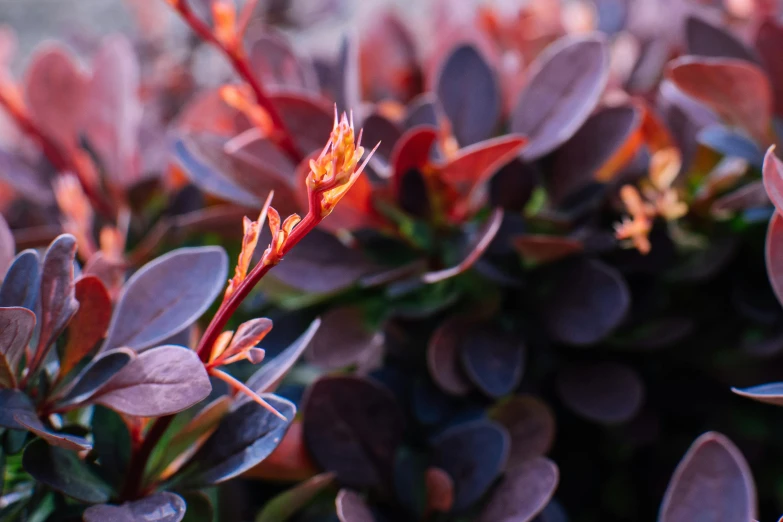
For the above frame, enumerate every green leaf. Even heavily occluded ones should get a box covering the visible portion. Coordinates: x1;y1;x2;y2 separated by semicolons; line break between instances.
22;439;111;503
92;406;131;491
256;472;335;522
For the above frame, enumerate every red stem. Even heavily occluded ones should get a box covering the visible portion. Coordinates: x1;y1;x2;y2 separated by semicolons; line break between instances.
173;0;303;165
0;90;114;220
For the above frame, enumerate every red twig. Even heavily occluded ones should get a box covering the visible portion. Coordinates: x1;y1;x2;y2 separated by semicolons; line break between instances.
170;0;303;165
0;90;114;220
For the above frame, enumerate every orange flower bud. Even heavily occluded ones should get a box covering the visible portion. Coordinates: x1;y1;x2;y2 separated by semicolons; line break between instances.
212;0;237;49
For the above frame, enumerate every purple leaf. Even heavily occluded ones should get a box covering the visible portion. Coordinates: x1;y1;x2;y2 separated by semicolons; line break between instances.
490;395;556;470
12;411;91;451
0;213;13;278
243;318;320;397
102;246;227;352
543;258;630;346
762;146;783;215
427;315;475;396
511;34;609;160
303;376;406;490
732;383;783;407
479;457;560;522
436;44;500;146
84;34;142;187
658;432;756;522
83;492;187;522
269;92;334;156
432;419;510;512
56;348;136;407
685;16;759;64
0;148;54;205
91;345;211;417
37;234;79;352
306;307;382;370
549;105;641;204
22;439;111;503
0;306;35;377
336;489;376;522
174;136;262;208
459;323;525;398
405;93;439;129
184;394;295;486
765;212;783;307
556;362;644;424
0;388;35;429
270;230;380;294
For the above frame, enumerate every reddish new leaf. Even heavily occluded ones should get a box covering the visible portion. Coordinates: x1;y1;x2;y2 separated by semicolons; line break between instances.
92;345;211;417
425;467;454;514
23;43;89;150
756;19;783;117
391;126;438;195
666;57;773;146
60;276;111;378
511;34;610;160
84;34;142;187
513;235;583;265
658;432;756;522
478;457;559;522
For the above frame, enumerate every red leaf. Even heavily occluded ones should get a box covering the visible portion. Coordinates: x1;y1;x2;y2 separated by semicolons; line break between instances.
762;146;783;214
766;212;783;307
391;126;438;195
666;56;773;146
60;276;112;378
425;467;454;513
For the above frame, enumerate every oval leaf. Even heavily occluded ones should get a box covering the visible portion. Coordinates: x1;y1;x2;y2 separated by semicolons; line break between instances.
336;489;376;522
103;246;228;352
666;56;773;145
543;258;630;346
432;419;510;512
427;315;475;396
685;16;759;64
766;212;783;307
459;324;525;398
549;105;641;203
512;34;610;160
556;362;644;424
479;457;559;522
185;394;295;486
57;348;136;407
12;411;91;451
0;306;35;377
92;345;211;417
83;492;187;522
436;44;500;146
0;388;36;429
0;213;13;278
303;376;406;490
658;432;756;522
763;146;783;214
22;439;111;504
0;249;40;310
732;382;783;407
243;318;321;397
59;276;112;377
490;395;556;469
306;307;382;370
37;234;79;352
